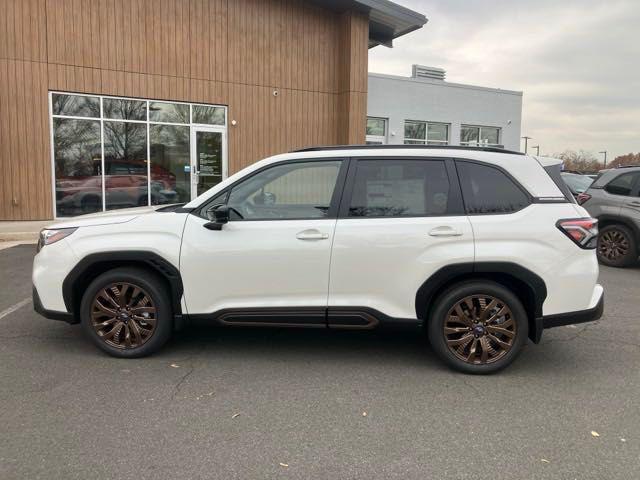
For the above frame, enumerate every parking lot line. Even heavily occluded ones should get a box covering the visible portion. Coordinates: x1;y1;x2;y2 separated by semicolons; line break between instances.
0;297;31;320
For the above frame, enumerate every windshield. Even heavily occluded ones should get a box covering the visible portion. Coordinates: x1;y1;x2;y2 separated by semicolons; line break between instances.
561;173;593;194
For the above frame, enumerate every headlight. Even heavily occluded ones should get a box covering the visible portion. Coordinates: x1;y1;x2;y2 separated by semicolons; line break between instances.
37;228;78;252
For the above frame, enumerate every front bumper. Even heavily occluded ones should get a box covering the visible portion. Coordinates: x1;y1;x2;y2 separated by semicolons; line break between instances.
33;287;75;323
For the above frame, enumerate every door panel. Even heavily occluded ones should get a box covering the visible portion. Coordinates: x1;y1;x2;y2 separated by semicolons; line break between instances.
180;159;346;316
328;158;473;320
181;215;337;314
328;217;473;319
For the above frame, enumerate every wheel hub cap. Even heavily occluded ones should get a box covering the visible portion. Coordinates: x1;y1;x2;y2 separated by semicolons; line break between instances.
444;295;516;365
90;282;157;350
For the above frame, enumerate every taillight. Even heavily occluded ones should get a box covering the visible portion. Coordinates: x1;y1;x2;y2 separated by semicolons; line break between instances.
556;218;598;249
576;193;591;205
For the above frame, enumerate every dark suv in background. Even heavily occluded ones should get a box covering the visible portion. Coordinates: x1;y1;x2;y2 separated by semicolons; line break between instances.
578;166;640;267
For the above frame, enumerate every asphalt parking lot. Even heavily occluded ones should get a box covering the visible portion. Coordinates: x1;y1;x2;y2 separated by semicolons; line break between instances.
1;244;639;479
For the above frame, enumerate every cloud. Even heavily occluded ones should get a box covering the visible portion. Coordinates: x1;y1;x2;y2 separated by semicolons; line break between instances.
369;0;640;157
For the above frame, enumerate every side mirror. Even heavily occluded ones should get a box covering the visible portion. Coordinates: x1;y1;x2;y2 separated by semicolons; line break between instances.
204;205;230;231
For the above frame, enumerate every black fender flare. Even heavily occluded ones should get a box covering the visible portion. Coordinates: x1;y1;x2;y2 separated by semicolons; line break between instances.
62;251;184;323
415;262;548;342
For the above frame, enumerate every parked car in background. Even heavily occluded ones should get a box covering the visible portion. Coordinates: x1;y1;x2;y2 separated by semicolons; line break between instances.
561;172;594;199
578;166;640;267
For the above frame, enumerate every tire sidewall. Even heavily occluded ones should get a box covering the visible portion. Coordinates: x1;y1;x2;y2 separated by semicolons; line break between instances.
428;281;528;374
80;267;173;358
597;225;637;268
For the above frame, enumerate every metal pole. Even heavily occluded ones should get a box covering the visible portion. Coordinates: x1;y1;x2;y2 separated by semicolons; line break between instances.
521;136;532;154
532;145;540;156
599;151;607;168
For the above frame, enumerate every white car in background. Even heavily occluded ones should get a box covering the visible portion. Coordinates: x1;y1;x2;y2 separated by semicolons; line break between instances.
33;146;603;373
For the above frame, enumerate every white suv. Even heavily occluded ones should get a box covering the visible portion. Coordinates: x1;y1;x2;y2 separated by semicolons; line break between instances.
33;146;604;373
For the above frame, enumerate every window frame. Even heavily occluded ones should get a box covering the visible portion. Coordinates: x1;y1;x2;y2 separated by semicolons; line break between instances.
337;157;465;219
196;158;349;222
365;117;388;145
403;120;450;146
49;91;228;218
454;159;533;216
460;125;502;148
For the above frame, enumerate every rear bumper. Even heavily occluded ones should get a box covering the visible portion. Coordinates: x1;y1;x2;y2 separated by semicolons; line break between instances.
33;286;75;324
532;286;604;343
542;293;604;329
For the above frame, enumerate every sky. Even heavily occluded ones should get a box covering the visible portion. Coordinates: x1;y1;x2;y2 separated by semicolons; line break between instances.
368;0;640;159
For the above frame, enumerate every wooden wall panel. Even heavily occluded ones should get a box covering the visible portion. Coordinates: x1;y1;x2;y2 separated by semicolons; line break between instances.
0;59;51;220
0;0;370;219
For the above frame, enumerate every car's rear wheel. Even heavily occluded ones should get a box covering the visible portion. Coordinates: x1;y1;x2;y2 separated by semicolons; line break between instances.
80;267;173;358
597;225;637;268
428;281;528;374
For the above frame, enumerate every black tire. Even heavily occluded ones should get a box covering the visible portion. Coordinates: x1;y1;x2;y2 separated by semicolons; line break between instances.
427;281;528;374
80;267;173;358
597;224;637;268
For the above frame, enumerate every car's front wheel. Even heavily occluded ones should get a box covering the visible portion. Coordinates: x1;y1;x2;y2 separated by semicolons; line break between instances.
80;267;173;358
428;281;528;374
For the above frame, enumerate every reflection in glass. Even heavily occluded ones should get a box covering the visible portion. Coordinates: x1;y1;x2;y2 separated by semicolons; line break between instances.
461;126;479;144
103;121;148;210
196;131;223;196
404;121;426;141
480;127;500;145
192;105;225;125
53;118;102;216
366;118;386;136
149;102;189;123
52;93;100;118
427;123;448;143
103;98;147;121
150;125;188;204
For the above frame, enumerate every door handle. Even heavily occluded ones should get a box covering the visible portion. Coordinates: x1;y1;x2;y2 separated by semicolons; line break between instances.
428;226;463;237
296;229;329;241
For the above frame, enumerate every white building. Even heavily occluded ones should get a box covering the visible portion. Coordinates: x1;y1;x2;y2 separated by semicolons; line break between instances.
366;65;523;151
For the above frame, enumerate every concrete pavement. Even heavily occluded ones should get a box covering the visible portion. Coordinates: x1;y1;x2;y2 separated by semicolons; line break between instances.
1;244;639;479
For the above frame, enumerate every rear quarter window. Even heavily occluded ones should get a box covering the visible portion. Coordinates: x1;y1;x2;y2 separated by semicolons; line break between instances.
456;161;531;214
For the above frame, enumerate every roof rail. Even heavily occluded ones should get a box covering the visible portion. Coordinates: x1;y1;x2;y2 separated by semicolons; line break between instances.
615;164;640;169
292;144;525;155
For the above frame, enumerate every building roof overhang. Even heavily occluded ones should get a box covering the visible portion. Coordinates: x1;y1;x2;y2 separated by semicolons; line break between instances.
306;0;427;48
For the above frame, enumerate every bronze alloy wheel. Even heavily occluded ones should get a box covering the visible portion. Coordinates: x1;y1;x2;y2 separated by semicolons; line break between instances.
598;229;630;261
91;282;157;349
444;295;516;365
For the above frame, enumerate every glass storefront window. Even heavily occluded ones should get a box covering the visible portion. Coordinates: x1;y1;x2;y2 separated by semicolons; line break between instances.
192;105;226;125
103;122;148;210
52;93;100;118
52;118;102;216
149;102;189;123
103;98;147;121
150;124;190;205
51;93;227;217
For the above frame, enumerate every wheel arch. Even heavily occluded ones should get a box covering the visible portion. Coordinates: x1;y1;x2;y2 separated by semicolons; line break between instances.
415;263;547;343
62;251;184;326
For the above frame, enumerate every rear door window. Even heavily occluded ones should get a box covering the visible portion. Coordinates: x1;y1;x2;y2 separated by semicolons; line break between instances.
345;159;453;217
605;172;640;197
456;161;530;214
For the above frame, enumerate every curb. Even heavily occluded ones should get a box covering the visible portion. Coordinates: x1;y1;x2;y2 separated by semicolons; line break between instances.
0;232;39;242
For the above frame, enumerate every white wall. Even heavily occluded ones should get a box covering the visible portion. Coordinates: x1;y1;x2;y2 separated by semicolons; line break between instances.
367;73;523;151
